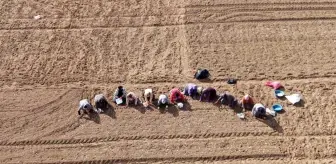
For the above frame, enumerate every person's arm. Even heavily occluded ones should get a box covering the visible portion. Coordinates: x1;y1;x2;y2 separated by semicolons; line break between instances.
150;92;153;104
181;94;186;102
78;104;82;115
122;89;127;98
216;95;222;104
251;105;256;116
242;100;246;110
183;86;187;95
242;106;246;112
206;93;211;102
157;96;162;105
114;89;118;97
143;93;148;103
126;95;129;106
135;96;138;105
170;94;175;104
250;99;255;105
93;107;98;113
199;92;203;101
158;98;162;106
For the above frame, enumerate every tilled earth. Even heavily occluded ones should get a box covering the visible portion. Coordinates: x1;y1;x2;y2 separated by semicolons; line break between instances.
1;0;336;163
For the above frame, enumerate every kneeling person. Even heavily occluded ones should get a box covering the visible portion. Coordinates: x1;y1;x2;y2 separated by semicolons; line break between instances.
200;87;217;102
143;88;154;105
216;92;238;108
126;92;139;106
252;103;267;119
78;99;97;116
170;88;185;104
113;86;127;105
241;94;254;112
183;83;199;99
158;94;169;109
94;94;107;113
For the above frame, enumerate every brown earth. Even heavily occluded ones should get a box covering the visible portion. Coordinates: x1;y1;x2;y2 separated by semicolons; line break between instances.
1;0;336;163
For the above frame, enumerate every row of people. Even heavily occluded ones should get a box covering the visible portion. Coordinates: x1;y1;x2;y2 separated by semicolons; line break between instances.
78;84;272;119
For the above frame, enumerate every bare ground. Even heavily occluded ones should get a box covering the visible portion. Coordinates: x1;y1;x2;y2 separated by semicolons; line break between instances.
1;0;336;163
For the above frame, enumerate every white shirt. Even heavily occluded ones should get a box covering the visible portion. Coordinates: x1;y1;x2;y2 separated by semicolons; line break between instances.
252;103;265;116
126;92;138;105
144;89;153;96
94;94;106;103
158;94;168;104
253;103;264;109
78;99;92;111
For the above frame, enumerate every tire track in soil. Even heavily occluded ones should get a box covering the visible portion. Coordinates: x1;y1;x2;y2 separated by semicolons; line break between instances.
0;89;78;124
0;131;277;146
185;1;336;8
224;17;336;23
29;154;288;164
1;76;334;90
186;16;336;25
185;6;336;22
0;89;82;141
3;6;336;32
1;18;335;32
186;6;336;14
39;119;82;138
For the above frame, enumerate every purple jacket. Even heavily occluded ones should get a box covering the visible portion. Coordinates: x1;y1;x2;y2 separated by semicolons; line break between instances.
184;83;198;97
200;87;217;102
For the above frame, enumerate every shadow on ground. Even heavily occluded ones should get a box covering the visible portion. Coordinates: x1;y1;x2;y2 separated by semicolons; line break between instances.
259;116;284;133
82;111;101;124
102;103;117;119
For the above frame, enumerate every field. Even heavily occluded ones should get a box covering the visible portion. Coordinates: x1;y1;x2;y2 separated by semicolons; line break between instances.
1;0;336;163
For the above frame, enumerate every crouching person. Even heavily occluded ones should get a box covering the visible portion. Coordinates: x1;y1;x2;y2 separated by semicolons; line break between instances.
126;92;139;106
158;94;169;109
170;88;185;104
216;92;238;108
240;94;254;112
252;103;268;119
143;88;154;105
94;94;108;113
199;87;217;102
113;86;127;105
78;99;98;116
194;68;210;80
183;83;199;99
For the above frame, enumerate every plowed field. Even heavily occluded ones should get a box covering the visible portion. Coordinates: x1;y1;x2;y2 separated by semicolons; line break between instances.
1;0;336;163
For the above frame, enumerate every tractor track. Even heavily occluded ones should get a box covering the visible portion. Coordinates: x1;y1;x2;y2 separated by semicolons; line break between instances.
0;131;277;146
29;154;289;164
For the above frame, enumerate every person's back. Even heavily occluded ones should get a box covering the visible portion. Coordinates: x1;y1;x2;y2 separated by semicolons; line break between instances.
194;69;210;80
94;94;106;103
143;88;154;104
241;94;254;111
144;88;152;95
200;87;217;102
113;86;127;104
252;103;266;118
217;92;237;108
79;99;91;108
158;94;169;109
126;92;138;106
115;86;126;97
183;83;198;98
170;88;184;104
78;99;93;115
94;94;107;112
